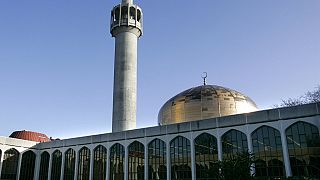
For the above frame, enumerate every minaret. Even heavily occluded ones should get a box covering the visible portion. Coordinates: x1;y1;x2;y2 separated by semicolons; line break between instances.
110;0;143;132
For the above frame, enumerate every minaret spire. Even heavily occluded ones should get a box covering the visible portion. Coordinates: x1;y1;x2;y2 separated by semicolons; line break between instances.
122;0;133;3
110;0;143;132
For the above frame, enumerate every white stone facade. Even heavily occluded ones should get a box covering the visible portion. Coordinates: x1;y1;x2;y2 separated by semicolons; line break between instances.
0;103;319;180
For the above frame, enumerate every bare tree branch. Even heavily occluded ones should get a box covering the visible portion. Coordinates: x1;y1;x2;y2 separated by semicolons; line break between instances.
274;85;320;107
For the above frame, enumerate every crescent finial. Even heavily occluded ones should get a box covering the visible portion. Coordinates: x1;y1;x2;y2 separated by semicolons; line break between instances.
202;72;208;85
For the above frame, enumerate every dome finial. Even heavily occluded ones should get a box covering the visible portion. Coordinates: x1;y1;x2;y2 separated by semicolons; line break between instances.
202;72;208;85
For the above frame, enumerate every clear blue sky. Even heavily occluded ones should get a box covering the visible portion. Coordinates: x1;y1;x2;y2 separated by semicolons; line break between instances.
0;0;319;139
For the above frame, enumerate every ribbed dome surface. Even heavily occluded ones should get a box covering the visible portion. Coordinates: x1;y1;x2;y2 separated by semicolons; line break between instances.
158;85;258;125
9;130;50;142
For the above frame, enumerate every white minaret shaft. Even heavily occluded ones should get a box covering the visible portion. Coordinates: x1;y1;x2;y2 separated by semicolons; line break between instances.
110;1;143;132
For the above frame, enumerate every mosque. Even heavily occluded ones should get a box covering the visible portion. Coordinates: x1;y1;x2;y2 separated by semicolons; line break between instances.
0;0;319;179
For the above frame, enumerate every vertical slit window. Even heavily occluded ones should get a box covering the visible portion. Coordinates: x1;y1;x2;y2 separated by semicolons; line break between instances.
51;150;62;180
64;149;76;180
128;141;145;180
148;139;167;180
195;133;218;180
93;145;107;180
77;147;90;180
39;151;50;180
286;121;320;178
1;148;19;180
170;136;192;180
19;150;36;180
110;143;125;180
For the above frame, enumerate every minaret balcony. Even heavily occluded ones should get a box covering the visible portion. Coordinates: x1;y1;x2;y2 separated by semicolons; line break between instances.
110;4;143;35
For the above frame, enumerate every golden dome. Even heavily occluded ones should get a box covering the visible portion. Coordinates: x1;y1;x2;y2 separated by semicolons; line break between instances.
158;85;258;125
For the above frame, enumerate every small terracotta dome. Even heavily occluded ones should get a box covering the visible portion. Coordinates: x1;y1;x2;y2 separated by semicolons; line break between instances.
9;130;50;142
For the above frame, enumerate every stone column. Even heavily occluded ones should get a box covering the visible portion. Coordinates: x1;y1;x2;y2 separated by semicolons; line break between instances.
16;152;22;180
144;143;148;180
166;141;171;180
60;151;66;180
48;152;53;180
33;151;41;180
74;151;79;180
190;134;196;180
124;145;129;180
217;132;223;161
89;148;94;180
106;148;110;180
280;123;292;177
0;149;5;178
246;130;255;176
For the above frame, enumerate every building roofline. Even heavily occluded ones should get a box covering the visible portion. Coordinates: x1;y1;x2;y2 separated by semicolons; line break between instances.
35;102;320;150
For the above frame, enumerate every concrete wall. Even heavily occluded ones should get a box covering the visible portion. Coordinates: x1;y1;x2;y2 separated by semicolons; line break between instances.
112;27;139;132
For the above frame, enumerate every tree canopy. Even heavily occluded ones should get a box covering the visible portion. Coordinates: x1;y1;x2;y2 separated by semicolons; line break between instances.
275;86;320;107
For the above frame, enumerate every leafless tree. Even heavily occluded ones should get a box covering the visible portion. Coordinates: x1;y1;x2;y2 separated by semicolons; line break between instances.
275;85;320;107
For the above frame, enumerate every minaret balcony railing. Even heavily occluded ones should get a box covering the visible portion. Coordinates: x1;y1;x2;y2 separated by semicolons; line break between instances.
110;3;143;35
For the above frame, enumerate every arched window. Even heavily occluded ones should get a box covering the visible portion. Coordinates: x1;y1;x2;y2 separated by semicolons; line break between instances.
39;151;50;180
51;150;62;180
137;10;142;22
121;6;128;20
111;10;115;22
130;7;136;20
114;7;120;22
170;136;192;180
93;145;107;180
1;148;19;180
19;150;36;180
222;129;248;159
64;149;76;180
286;121;320;178
110;143;125;180
195;133;218;179
148;139;167;180
252;126;284;178
128;141;145;180
77;147;90;180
